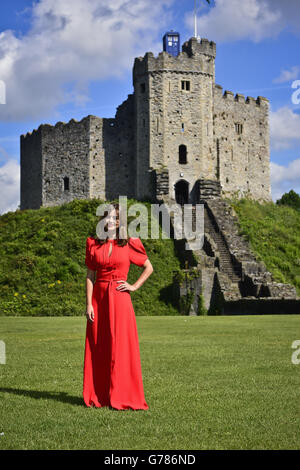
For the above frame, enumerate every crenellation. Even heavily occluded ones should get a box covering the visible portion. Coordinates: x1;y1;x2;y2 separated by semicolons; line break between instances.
223;90;234;100
214;84;223;91
212;90;268;110
235;93;245;103
256;96;269;108
246;96;257;106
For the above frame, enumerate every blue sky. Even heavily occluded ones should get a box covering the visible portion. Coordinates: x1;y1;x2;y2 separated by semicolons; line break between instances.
0;0;300;214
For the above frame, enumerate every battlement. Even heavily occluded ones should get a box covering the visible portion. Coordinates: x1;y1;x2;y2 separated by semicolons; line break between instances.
182;36;216;58
20;115;102;140
133;37;215;79
214;84;269;108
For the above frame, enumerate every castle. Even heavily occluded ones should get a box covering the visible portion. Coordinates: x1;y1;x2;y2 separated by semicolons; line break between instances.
20;32;300;313
20;33;271;210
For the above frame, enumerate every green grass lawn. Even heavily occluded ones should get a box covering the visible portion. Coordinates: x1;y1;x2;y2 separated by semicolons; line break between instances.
228;197;300;295
0;315;299;450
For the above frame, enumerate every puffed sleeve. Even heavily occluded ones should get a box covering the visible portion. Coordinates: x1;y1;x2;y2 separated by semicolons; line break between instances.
128;237;149;267
85;237;98;271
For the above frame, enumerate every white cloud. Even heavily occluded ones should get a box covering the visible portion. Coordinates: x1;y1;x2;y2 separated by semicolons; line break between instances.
273;66;300;84
271;159;300;201
186;0;300;43
270;106;300;150
0;0;173;121
0;159;20;215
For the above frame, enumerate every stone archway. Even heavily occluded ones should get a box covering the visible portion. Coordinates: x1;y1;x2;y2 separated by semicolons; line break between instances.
175;179;189;205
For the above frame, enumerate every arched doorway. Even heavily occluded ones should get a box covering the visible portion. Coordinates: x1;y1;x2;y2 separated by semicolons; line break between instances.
175;180;189;205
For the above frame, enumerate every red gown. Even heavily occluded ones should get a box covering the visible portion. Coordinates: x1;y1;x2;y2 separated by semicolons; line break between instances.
83;236;149;410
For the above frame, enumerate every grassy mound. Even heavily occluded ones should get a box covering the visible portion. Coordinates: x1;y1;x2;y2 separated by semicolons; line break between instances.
0;198;182;316
227;196;300;296
0;196;299;316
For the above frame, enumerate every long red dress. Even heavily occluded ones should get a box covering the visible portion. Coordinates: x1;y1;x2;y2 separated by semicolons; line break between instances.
83;236;149;410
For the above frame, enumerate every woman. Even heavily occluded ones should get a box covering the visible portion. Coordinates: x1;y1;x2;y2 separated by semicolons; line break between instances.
83;203;153;410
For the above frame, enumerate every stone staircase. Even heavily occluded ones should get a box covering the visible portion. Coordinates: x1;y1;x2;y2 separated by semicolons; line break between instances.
163;192;300;314
204;198;298;294
202;207;241;283
198;198;299;312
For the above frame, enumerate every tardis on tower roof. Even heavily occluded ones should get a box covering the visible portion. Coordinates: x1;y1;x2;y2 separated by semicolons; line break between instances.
162;30;180;57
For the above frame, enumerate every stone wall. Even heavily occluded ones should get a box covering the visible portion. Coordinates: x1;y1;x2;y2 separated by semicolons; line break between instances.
21;116;95;209
132;70;152;200
20;104;136;210
213;85;271;202
102;94;135;200
41;117;91;207
89;116;106;200
20;128;43;210
155;168;169;201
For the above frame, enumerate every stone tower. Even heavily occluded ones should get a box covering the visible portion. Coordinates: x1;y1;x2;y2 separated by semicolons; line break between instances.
133;36;270;204
20;34;271;210
133;36;217;203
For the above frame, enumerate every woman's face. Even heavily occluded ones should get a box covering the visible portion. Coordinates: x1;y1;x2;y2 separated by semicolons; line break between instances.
106;209;120;232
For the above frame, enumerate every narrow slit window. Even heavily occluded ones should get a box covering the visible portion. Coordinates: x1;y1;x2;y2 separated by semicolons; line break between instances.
235;123;243;135
63;176;69;191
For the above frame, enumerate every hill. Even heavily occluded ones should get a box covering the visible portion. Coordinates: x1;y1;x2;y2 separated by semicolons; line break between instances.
0;198;183;317
0;196;299;316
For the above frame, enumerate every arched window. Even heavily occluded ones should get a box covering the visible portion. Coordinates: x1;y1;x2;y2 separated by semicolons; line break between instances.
179;145;187;164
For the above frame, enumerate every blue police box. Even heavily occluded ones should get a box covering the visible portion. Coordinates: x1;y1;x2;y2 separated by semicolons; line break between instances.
163;30;180;57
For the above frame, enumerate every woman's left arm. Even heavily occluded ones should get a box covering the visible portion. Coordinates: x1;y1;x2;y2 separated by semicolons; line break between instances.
116;259;153;292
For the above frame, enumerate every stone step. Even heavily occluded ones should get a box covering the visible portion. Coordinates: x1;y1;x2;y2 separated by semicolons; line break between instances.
196;206;243;283
221;269;240;277
224;275;240;282
221;266;239;273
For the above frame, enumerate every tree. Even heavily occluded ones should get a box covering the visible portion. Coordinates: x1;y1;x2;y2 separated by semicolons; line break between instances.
276;189;300;211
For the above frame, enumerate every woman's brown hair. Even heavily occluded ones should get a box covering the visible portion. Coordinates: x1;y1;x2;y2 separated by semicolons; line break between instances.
95;202;128;247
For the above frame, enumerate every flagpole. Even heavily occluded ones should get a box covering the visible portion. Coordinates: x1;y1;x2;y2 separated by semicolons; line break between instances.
194;1;210;42
194;0;197;39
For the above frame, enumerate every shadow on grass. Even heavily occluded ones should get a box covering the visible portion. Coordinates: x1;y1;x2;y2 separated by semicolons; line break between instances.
0;387;83;406
0;387;144;411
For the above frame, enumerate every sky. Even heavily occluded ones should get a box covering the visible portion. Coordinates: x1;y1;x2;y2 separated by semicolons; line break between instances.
0;0;300;214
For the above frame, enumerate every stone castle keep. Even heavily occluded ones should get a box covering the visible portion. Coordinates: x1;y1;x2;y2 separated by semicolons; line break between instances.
20;34;271;210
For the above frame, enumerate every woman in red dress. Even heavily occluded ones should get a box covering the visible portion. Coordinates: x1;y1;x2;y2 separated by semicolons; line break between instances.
83;203;153;410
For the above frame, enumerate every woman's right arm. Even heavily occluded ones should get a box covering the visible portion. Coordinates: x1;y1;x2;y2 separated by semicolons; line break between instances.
85;269;96;323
